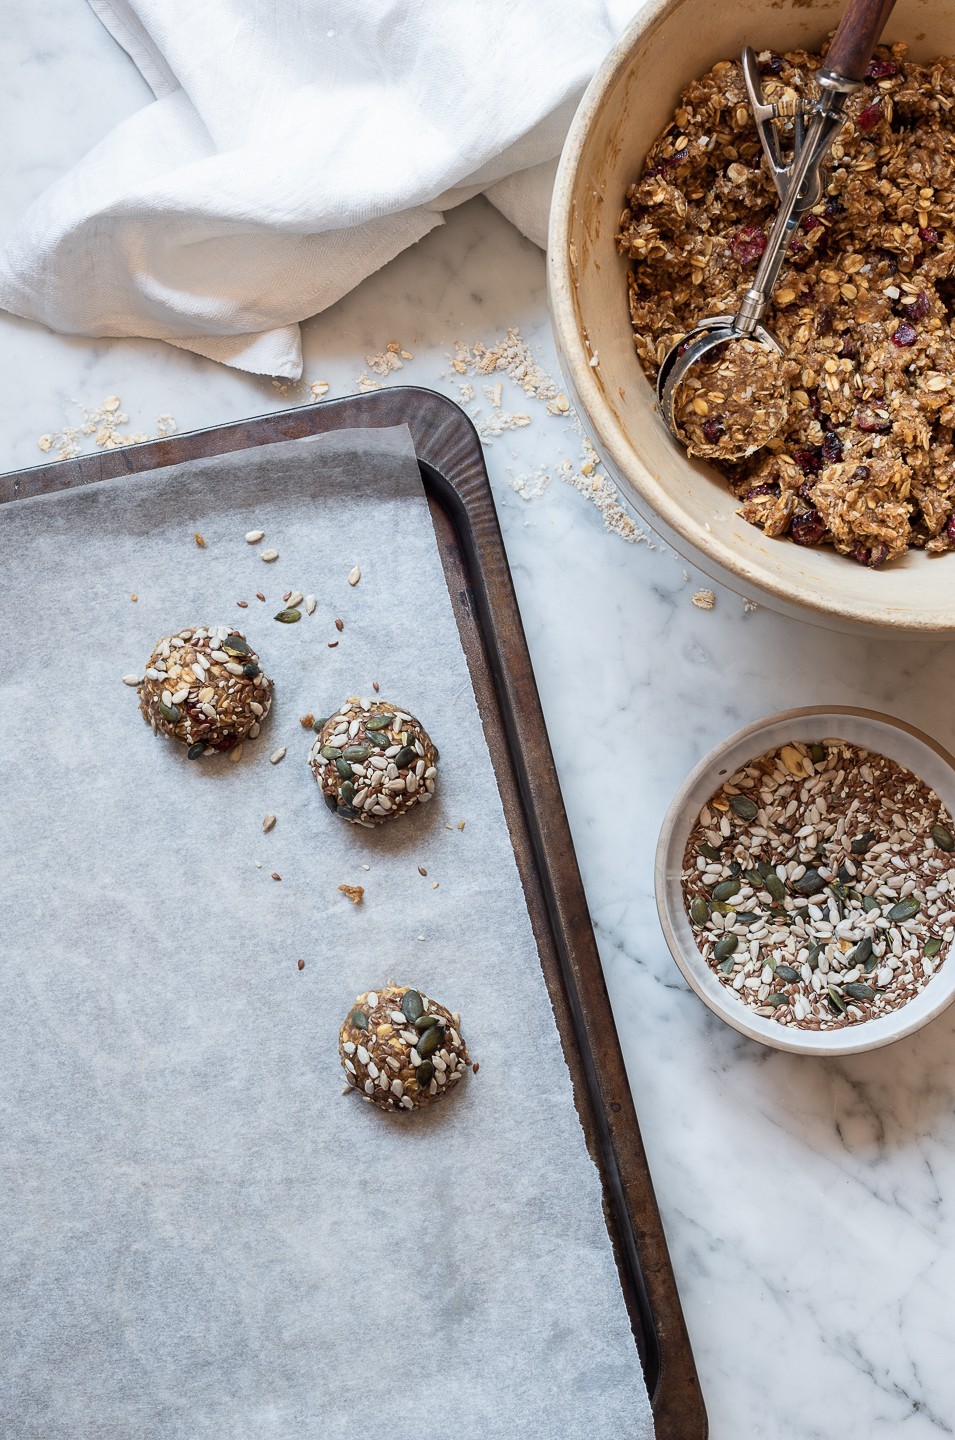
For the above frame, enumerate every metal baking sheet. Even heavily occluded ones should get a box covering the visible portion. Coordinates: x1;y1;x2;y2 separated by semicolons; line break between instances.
0;387;706;1439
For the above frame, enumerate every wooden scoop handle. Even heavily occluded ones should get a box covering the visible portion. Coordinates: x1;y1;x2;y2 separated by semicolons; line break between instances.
824;0;898;82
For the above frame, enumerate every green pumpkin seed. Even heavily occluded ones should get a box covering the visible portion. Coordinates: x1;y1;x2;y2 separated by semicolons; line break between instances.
924;937;943;958
323;792;338;813
274;608;301;624
755;860;775;880
734;912;760;926
775;964;800;983
844;982;876;1002
862;895;880;914
416;1061;435;1087
334;757;354;781
395;745;417;769
417;1024;444;1058
689;897;710;926
187;741;205;760
793;868;826;897
806;943;823;969
764;874;787;902
932;823;954;852
366;715;394;731
320;745;342;760
809;743;826;764
850;830;876;856
311;716;329;733
698;843;722;860
727;860;743;878
712;901;733;916
718;957;736;973
827;986;847;1014
745;868;764;888
768;993;789;1008
712;879;741;902
729;794;758;821
343;746;370;762
222;634;251;656
401;989;424;1023
888;897;920;922
243;662;261;679
847;937;873;969
159;702;181;724
714;935;739;961
350;1008;368;1030
338;804;358;819
340;780;355;804
414;1014;439;1032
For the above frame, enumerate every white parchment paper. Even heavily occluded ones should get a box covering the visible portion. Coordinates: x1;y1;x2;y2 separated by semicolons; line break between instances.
0;426;653;1440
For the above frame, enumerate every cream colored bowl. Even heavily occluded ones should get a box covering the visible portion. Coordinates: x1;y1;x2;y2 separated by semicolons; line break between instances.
548;0;955;632
655;708;955;1055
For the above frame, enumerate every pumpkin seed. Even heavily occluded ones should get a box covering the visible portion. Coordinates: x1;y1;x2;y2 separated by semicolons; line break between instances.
827;986;847;1014
768;993;789;1008
323;792;338;813
338;804;358;819
320;745;342;760
395;746;417;769
806;943;823;969
711;901;733;916
729;794;758;821
222;634;251;655
734;912;760;926
343;746;370;761
414;1014;439;1032
334;757;354;781
311;717;329;733
745;868;764;888
775;964;800;983
340;781;355;804
366;715;394;730
847;937;873;969
417;1024;444;1058
765;874;787;902
187;741;205;760
837;863;853;885
416;1061;435;1087
844;982;876;1002
862;895;880;914
850;830;876;855
932;823;954;852
243;662;261;678
809;743;826;764
718;957;736;973
712;879;741;902
350;1009;368;1030
924;937;943;958
689;896;710;926
159;702;181;724
274;608;301;624
792;868;826;897
698;843;722;860
714;935;739;961
887;897;920;922
401;989;424;1023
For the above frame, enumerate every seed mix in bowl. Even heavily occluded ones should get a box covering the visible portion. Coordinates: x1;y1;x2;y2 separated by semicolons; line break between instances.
618;42;955;565
682;739;955;1029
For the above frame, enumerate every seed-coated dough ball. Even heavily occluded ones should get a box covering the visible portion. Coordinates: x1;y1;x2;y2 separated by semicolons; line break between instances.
309;696;438;825
139;626;273;755
340;986;470;1111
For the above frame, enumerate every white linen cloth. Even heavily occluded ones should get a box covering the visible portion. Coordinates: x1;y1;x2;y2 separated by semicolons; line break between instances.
0;0;641;377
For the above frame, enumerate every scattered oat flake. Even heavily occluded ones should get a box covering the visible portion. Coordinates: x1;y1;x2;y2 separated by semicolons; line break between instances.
309;381;330;400
263;814;277;833
338;884;365;905
194;532;206;548
130;593;138;602
38;435;53;452
692;589;717;610
357;372;382;392
347;566;361;586
365;347;404;377
744;598;760;613
457;820;466;831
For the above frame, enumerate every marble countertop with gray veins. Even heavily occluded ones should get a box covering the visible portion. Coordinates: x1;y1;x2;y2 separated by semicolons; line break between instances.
5;5;955;1437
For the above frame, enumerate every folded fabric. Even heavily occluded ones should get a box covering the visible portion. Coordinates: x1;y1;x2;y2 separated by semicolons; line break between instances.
0;0;641;377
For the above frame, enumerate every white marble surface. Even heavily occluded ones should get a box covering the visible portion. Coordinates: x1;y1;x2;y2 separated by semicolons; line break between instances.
5;5;955;1438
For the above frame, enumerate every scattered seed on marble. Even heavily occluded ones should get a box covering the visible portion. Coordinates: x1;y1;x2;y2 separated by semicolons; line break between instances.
347;566;361;586
263;814;277;832
260;549;279;562
246;530;265;543
274;608;301;623
122;674;141;687
304;595;316;614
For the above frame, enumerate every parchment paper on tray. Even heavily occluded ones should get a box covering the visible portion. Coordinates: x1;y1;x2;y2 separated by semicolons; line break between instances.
0;425;653;1440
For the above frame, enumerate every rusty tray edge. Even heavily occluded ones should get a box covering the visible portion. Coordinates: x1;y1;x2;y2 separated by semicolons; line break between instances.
1;387;707;1439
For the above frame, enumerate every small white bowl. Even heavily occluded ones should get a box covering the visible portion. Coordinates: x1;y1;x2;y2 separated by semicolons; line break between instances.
655;707;955;1055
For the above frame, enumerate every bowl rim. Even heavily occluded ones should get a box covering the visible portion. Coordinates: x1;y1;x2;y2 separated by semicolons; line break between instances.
654;705;955;1055
547;0;955;633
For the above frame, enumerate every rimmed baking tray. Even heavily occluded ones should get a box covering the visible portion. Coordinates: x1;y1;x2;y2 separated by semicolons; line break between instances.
1;386;707;1439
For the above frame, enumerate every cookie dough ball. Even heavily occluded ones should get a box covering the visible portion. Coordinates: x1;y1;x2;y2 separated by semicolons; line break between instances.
340;986;470;1111
139;626;273;756
673;337;790;459
309;696;438;826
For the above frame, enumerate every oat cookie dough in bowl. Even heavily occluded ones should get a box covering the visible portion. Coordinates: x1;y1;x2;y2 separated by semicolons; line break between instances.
548;0;955;632
655;707;955;1054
